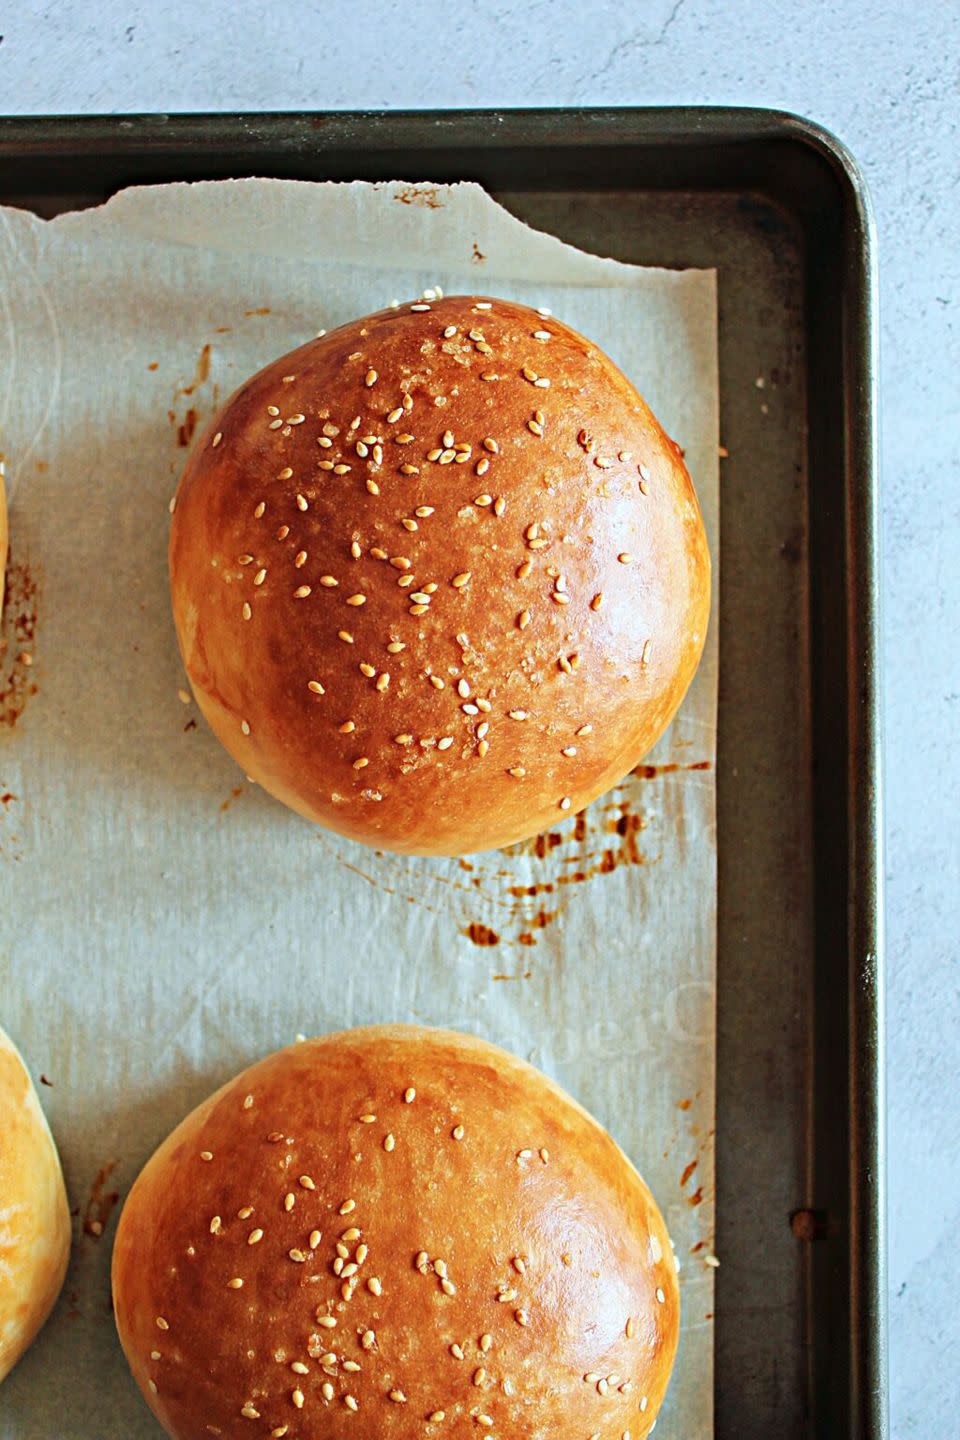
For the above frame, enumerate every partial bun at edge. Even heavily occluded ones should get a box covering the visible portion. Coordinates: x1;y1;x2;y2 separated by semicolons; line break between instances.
0;1025;71;1384
112;1025;679;1439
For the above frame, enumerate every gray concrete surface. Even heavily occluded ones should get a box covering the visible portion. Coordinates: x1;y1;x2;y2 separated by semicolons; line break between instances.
2;1;956;1432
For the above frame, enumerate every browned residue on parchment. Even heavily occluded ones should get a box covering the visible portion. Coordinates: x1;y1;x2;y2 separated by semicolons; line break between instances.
170;343;217;451
322;757;710;967
220;785;244;814
83;1159;120;1239
0;554;39;730
463;921;500;947
394;186;444;209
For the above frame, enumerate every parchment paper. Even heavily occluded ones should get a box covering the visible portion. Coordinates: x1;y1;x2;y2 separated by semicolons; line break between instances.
0;179;718;1439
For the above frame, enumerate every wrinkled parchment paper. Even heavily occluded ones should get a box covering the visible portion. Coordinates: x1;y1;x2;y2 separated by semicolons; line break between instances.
0;180;717;1439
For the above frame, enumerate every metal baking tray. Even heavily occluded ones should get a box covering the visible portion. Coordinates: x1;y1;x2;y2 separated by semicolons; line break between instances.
0;108;884;1438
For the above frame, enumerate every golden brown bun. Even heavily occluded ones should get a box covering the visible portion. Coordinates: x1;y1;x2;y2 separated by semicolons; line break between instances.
113;1025;679;1440
0;1025;71;1383
170;296;710;854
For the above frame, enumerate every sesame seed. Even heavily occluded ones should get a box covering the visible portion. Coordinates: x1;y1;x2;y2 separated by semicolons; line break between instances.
360;662;376;678
441;1277;456;1295
341;1262;358;1278
241;602;252;621
237;1205;254;1219
356;441;369;458
598;1379;609;1396
352;757;369;771
497;1288;518;1303
240;720;251;736
387;406;404;423
291;1360;309;1376
318;459;335;470
346;594;367;606
404;1087;416;1103
296;493;309;510
451;1343;465;1359
437;737;454;751
367;1277;382;1296
389;1390;407;1403
452;571;471;588
334;463;351;475
299;1175;316;1190
228;1277;243;1289
289;1248;307;1262
317;435;333;448
394;733;413;745
540;1147;550;1162
294;585;312;598
452;1123;465;1140
248;1227;264;1245
507;767;526;779
284;1192;296;1211
474;493;492;506
473;1367;486;1386
551;591;570;605
515;1309;529;1326
428;674;445;690
366;479;380;495
376;672;390;693
527;419;543;436
656;1287;666;1303
559;796;571;811
155;1316;169;1330
241;1402;260;1419
267;406;280;417
618;552;633;565
477;740;490;759
253;567;267;586
316;1314;337;1327
150;1350;161;1361
254;502;266;518
430;1411;446;1423
477;1414;494;1428
641;638;653;666
493;496;506;516
411;302;430;311
508;710;528;721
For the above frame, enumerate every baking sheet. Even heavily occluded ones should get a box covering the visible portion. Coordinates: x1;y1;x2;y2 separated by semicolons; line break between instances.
0;178;718;1438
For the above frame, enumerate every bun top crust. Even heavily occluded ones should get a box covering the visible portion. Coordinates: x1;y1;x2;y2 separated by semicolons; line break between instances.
112;1025;679;1440
170;296;709;854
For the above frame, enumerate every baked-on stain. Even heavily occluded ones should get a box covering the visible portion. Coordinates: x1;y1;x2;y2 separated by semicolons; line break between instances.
177;407;199;448
394;186;443;209
677;1098;692;1111
472;241;487;263
0;555;39;730
39;1073;53;1086
463;921;500;947
633;759;712;779
244;306;272;316
688;1186;704;1207
220;784;244;814
0;791;15;807
83;1159;120;1239
680;1158;698;1188
147;361;159;371
178;343;212;397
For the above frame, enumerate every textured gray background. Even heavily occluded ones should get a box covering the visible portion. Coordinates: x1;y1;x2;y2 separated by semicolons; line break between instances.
1;1;956;1432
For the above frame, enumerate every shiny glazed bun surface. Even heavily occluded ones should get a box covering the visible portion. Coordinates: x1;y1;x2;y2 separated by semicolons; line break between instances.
112;1025;680;1440
170;296;710;854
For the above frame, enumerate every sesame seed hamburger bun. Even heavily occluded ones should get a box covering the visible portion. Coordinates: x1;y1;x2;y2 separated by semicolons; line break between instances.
169;296;709;854
112;1025;679;1440
0;1024;71;1384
